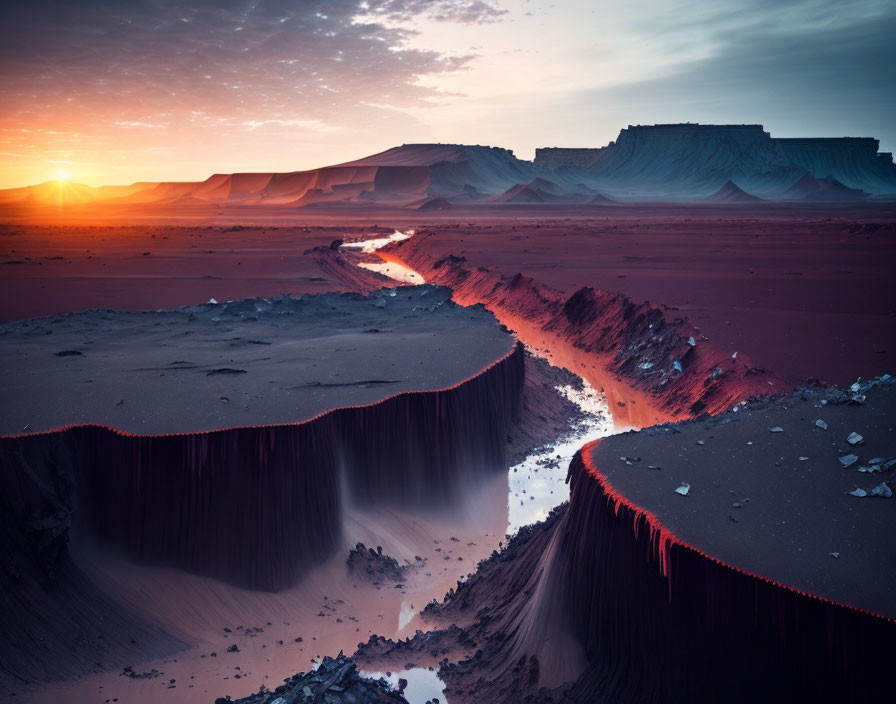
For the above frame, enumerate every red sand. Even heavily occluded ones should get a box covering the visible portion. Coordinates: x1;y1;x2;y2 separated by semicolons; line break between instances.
0;225;389;321
4;205;893;398
383;206;896;386
3;201;895;702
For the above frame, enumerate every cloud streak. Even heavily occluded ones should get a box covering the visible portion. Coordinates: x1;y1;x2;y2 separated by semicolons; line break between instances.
0;0;892;187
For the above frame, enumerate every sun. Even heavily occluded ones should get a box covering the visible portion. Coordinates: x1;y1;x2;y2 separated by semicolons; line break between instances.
54;168;69;182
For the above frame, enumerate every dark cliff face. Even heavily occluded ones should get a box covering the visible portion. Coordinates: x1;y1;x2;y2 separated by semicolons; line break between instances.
0;344;524;593
409;448;895;703
545;449;896;702
0;433;188;691
534;148;608;170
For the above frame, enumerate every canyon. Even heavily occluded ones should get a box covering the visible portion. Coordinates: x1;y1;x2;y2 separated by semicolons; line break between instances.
1;195;894;702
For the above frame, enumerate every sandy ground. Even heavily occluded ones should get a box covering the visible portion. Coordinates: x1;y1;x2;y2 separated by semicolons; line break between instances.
16;473;510;703
0;224;382;322
0;285;513;435
589;378;896;620
3;203;894;702
4;206;893;387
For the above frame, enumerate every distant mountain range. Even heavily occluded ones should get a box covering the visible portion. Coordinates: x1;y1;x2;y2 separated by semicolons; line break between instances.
3;124;895;208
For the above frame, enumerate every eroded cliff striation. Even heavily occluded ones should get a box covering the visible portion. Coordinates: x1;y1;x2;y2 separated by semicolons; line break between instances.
777;137;896;194
0;286;527;689
541;443;895;701
0;433;190;692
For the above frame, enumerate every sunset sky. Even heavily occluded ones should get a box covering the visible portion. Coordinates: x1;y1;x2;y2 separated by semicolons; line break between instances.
2;0;894;188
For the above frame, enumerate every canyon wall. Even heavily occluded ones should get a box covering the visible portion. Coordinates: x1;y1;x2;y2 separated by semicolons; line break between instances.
412;446;895;703
540;448;896;701
383;238;778;423
0;344;523;593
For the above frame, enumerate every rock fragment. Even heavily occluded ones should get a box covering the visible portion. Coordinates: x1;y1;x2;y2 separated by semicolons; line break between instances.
871;483;892;498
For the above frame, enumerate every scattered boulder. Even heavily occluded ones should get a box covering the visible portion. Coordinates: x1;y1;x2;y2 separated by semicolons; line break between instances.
871;483;892;498
228;653;409;704
347;543;419;586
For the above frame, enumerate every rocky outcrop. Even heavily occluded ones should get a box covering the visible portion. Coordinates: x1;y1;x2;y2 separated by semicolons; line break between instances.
227;654;410;704
534;148;608;170
536;124;802;199
347;543;421;586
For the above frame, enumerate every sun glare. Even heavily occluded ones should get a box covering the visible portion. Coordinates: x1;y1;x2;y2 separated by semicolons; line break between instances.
54;168;69;182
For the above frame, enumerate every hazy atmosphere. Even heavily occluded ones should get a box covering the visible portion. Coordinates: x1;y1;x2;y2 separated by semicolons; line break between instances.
2;0;894;187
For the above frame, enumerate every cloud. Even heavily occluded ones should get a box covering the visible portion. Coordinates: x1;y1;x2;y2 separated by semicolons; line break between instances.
580;3;896;143
114;121;166;128
2;0;893;185
370;0;507;24
241;118;341;132
0;0;505;132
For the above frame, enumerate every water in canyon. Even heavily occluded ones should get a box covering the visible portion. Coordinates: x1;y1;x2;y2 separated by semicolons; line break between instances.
507;373;613;535
342;230;617;538
15;229;617;704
